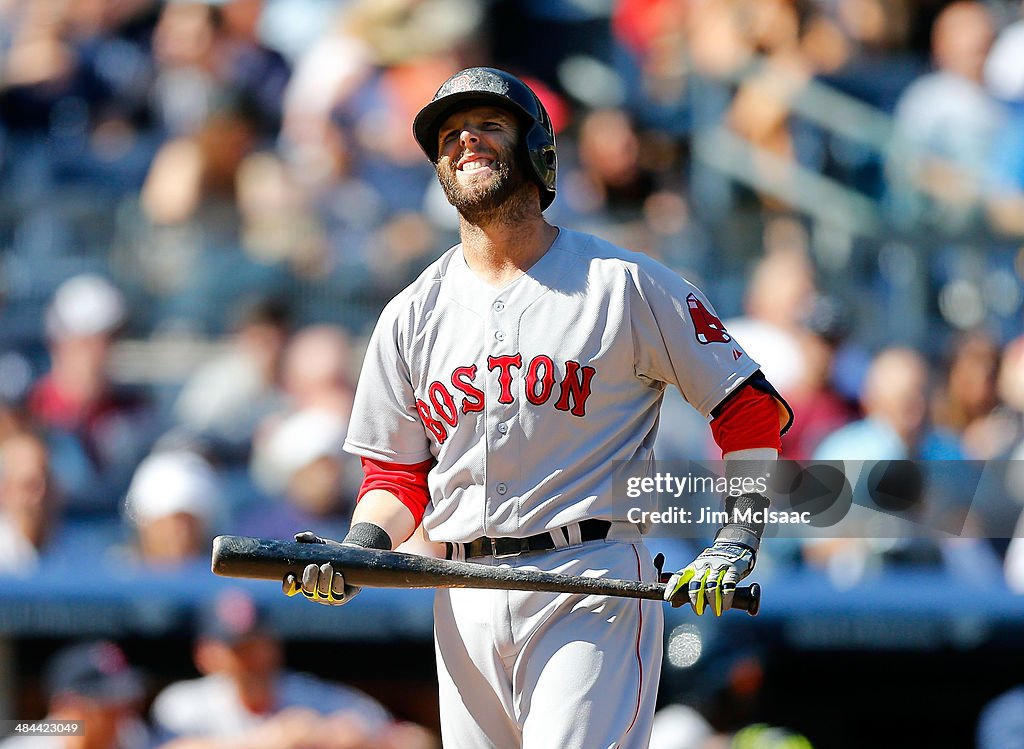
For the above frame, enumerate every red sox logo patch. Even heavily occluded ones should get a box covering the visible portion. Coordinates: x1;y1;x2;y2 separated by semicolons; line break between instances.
444;71;509;96
447;74;474;92
686;293;731;344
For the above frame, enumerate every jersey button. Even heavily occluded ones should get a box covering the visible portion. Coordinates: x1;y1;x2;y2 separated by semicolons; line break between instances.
494;330;506;342
497;423;508;435
493;301;505;312
496;483;508;495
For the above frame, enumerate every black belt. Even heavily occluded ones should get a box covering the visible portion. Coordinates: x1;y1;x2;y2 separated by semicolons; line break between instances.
446;520;611;560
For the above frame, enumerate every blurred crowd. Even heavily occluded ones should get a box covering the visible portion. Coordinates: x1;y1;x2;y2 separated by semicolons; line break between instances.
0;589;438;749
3;0;1024;745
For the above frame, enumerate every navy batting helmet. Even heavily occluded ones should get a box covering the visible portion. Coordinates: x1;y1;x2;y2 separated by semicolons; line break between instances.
413;67;557;209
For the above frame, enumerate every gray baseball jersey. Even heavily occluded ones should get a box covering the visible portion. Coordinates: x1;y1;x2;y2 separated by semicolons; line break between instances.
343;227;759;543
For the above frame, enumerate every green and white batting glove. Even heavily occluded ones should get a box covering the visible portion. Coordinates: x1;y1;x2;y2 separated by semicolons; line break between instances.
663;540;756;616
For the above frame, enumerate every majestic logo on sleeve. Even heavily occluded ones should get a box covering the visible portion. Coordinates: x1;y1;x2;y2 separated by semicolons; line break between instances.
415;354;596;445
686;293;731;344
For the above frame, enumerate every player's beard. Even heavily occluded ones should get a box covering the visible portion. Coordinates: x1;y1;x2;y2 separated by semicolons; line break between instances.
436;148;535;225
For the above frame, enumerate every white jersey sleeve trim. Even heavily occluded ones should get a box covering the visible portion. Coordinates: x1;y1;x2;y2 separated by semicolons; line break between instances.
342;437;434;464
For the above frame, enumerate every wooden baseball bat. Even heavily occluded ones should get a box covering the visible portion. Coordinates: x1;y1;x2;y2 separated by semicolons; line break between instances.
211;535;760;616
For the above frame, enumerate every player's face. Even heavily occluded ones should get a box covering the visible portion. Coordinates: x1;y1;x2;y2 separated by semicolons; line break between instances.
435;105;529;218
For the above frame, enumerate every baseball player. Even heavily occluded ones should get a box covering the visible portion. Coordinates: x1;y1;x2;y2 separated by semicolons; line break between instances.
284;67;792;748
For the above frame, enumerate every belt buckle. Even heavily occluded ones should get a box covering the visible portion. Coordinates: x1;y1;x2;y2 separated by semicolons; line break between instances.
491;537;523;559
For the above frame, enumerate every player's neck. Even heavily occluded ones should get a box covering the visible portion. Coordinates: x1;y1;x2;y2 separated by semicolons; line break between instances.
459;217;558;288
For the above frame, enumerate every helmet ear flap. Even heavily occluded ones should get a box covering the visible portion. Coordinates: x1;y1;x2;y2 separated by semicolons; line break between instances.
522;120;556;207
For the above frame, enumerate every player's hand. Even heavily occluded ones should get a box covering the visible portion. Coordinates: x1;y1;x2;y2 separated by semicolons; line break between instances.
663;541;755;616
281;531;362;606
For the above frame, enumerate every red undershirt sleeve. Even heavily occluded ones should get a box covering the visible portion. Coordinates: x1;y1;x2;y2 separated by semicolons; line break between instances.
709;385;784;457
357;457;434;526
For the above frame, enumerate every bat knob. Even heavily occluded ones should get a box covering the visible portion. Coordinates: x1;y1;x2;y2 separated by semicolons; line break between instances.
652;553;665;575
733;583;760;616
